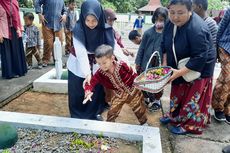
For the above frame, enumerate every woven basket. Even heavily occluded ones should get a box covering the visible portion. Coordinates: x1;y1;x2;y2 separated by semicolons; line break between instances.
134;51;172;93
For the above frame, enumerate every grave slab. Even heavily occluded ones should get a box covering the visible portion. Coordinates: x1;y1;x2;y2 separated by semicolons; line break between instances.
0;111;162;153
33;69;67;94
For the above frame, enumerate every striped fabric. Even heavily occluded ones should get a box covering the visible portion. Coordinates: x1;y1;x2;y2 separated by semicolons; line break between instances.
107;89;147;125
217;8;230;54
212;47;230;115
204;17;218;47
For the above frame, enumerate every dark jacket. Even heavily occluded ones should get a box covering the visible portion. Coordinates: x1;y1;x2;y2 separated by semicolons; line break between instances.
161;13;216;85
135;26;162;71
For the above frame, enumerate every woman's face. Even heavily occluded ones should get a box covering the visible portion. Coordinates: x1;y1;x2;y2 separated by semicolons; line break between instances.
169;4;191;27
85;14;98;29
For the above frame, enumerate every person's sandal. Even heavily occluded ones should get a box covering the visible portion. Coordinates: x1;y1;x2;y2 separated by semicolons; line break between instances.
170;126;188;135
160;116;171;124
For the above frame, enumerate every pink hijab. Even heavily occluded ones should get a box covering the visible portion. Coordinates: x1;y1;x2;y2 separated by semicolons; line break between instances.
0;0;22;33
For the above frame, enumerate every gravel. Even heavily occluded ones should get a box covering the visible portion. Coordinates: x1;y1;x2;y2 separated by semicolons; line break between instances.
0;128;141;153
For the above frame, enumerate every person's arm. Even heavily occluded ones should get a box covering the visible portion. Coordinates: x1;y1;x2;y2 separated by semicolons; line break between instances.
72;37;91;77
133;19;137;29
162;53;167;66
216;9;230;42
35;27;41;48
135;32;148;70
60;3;67;22
0;11;4;43
161;25;168;66
64;13;69;31
185;28;210;73
34;0;44;14
83;71;101;104
35;0;48;24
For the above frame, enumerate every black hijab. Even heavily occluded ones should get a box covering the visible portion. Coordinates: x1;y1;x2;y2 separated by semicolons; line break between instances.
73;0;114;53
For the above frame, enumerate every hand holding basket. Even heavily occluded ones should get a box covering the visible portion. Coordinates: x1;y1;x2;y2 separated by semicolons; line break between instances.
134;51;172;93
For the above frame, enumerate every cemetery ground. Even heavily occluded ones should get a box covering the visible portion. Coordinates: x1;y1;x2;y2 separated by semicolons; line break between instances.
0;23;229;153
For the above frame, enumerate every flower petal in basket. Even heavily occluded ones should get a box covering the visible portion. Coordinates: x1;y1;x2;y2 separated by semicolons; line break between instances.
134;66;172;93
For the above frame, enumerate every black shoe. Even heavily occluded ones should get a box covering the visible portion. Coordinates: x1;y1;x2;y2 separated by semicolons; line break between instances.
226;115;230;125
148;102;161;112
96;114;103;121
144;98;150;106
214;111;226;122
222;145;230;153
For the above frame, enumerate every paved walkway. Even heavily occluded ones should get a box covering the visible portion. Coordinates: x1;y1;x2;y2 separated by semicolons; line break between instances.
0;67;52;107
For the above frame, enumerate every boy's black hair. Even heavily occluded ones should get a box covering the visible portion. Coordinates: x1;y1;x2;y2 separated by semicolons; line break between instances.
24;12;34;21
69;0;76;4
152;7;168;23
192;0;208;11
128;30;141;40
95;44;114;58
169;0;192;11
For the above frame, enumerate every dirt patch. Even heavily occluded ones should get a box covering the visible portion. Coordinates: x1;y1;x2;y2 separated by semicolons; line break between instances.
1;91;69;117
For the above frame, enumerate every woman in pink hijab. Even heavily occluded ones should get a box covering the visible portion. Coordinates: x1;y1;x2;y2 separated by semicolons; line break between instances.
0;0;27;79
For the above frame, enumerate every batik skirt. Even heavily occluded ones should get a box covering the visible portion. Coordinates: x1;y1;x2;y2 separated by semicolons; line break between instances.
169;78;213;134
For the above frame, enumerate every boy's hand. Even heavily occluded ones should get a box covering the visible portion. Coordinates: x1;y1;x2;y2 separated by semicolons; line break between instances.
83;91;93;104
83;74;91;89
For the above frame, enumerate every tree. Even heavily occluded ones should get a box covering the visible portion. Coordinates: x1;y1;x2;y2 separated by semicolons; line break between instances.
161;0;169;7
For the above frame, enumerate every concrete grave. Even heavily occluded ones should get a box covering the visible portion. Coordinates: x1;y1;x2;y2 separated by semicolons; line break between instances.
33;68;67;94
0;111;162;153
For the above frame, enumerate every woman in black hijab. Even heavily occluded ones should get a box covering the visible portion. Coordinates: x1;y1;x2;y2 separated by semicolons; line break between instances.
67;0;114;120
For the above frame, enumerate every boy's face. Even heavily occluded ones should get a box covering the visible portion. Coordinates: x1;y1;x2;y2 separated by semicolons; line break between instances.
69;2;77;10
131;37;141;45
96;56;115;72
24;16;33;26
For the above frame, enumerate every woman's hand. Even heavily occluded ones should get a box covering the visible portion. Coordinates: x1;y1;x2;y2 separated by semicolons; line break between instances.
83;74;91;89
168;67;190;83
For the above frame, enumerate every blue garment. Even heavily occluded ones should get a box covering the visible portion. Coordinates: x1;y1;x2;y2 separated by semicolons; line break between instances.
64;8;78;32
135;26;162;70
72;0;114;53
35;0;67;32
161;13;216;85
24;25;41;48
217;8;230;54
133;17;144;29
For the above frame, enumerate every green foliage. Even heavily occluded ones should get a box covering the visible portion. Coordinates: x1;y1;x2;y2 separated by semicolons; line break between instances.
208;0;224;10
2;149;11;153
19;0;34;8
101;0;116;10
161;0;170;7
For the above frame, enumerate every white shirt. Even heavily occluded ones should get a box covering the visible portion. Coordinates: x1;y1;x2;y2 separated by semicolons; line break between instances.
67;37;129;78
